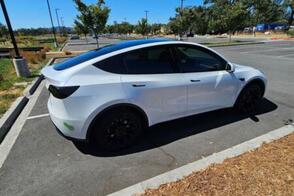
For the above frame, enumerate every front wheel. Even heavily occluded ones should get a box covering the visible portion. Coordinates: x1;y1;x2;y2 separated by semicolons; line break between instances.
235;84;263;113
91;109;142;151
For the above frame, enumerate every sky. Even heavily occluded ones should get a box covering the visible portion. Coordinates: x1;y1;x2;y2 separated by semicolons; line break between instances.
0;0;202;29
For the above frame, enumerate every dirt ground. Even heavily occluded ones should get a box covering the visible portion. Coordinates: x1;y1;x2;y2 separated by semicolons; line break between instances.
142;133;294;196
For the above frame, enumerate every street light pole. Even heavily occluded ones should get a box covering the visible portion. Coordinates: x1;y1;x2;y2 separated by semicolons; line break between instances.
46;0;58;47
55;8;61;34
0;0;30;77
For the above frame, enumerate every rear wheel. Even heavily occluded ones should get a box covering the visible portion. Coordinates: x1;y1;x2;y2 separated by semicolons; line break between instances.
235;84;263;113
91;109;142;151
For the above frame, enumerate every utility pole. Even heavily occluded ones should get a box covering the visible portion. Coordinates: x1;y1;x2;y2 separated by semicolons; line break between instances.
144;10;149;38
46;0;58;47
55;8;61;34
179;0;186;40
0;0;30;77
144;10;149;23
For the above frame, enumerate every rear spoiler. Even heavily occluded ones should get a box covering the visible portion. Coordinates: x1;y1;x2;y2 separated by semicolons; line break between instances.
41;66;71;86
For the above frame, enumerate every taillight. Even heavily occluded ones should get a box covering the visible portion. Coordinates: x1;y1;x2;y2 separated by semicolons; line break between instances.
48;85;79;99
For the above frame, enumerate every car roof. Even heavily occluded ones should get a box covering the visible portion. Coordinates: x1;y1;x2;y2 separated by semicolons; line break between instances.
54;39;173;71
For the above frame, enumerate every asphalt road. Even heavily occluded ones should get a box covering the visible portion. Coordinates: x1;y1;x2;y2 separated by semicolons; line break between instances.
0;40;294;196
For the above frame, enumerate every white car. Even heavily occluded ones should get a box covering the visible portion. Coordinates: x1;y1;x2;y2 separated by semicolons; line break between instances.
42;39;267;151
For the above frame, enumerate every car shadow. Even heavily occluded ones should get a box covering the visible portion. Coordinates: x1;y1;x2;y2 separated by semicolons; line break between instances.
74;98;277;157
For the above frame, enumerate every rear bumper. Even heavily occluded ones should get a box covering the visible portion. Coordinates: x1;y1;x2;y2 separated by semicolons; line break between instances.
47;95;88;140
51;119;86;142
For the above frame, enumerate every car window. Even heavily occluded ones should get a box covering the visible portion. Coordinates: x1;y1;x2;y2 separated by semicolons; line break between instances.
122;46;175;74
93;54;127;74
174;45;226;73
53;39;170;71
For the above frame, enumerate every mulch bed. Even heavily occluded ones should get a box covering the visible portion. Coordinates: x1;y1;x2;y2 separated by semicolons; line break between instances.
142;133;294;196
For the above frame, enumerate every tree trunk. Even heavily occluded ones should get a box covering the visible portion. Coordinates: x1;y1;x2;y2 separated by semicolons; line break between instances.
229;30;232;42
288;8;294;28
94;32;99;48
84;34;88;44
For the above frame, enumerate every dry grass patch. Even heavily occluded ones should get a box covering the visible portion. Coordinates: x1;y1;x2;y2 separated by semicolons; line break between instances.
142;133;294;196
0;57;48;117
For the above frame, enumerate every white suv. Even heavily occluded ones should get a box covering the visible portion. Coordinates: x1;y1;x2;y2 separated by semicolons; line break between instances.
42;39;267;151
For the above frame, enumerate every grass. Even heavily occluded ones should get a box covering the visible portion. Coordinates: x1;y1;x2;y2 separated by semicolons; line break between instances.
142;132;294;196
0;35;67;51
203;41;264;47
0;57;49;117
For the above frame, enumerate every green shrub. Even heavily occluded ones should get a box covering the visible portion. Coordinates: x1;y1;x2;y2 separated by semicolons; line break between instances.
286;29;294;37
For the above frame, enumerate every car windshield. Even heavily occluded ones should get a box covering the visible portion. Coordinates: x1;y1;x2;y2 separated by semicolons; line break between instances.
53;39;171;71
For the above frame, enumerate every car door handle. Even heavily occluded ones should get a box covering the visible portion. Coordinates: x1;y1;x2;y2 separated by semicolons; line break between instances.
190;79;201;83
132;84;146;87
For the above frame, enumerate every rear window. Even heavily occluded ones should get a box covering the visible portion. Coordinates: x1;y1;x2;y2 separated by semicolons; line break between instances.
53;45;115;71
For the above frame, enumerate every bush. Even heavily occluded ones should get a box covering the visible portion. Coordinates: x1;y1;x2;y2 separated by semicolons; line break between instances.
57;37;67;44
63;50;72;55
21;50;46;64
286;29;294;37
42;44;52;52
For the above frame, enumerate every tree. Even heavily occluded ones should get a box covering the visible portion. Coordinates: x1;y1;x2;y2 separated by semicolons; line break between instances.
205;0;249;41
74;0;110;47
0;23;8;46
283;0;294;27
74;20;89;42
0;23;8;37
167;17;181;35
150;23;162;35
243;0;284;25
135;18;150;36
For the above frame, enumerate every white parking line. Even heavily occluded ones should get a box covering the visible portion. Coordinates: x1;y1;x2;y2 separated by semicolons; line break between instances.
276;53;294;58
240;47;294;54
27;113;49;120
0;81;45;168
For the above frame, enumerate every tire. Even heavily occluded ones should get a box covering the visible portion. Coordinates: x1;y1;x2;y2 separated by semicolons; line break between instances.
91;109;142;151
235;84;263;113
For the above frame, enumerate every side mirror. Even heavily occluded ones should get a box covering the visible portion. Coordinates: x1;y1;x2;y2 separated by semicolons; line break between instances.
226;62;235;73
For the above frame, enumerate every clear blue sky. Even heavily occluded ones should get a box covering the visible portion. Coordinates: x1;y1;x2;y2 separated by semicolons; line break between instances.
0;0;202;29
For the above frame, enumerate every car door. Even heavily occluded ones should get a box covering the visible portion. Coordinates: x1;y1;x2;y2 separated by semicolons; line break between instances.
120;45;188;125
172;44;239;114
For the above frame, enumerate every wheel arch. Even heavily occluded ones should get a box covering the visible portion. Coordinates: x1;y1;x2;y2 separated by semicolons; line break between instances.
234;78;266;106
86;103;149;141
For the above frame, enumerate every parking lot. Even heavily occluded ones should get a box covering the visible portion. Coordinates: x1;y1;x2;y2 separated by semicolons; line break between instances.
0;40;294;196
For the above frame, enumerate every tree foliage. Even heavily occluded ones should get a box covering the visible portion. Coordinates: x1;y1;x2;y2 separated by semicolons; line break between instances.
283;0;294;27
74;20;89;40
74;0;110;47
105;21;134;34
167;0;290;36
135;18;150;36
0;23;8;38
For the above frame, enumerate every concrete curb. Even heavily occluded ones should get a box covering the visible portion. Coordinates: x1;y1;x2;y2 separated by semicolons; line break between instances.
108;124;294;196
0;58;55;144
59;41;67;52
0;97;29;143
208;42;264;48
